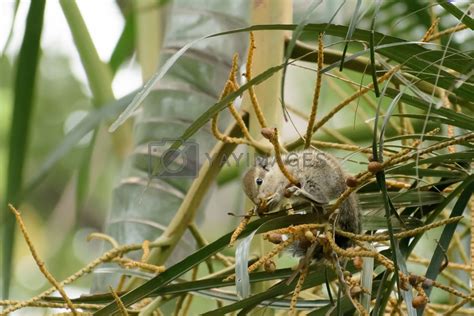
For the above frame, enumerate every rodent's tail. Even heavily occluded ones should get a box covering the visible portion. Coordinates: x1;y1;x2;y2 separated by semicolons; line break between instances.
335;193;361;249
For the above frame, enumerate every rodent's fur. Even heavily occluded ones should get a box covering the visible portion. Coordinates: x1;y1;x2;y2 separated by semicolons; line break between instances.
243;149;361;250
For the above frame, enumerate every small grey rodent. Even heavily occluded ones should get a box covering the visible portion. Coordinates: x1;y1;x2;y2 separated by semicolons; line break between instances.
242;149;361;251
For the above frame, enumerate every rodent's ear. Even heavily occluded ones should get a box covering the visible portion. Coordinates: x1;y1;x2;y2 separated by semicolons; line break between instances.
255;156;270;171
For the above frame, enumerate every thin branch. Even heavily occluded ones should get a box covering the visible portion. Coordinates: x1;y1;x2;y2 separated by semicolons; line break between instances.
286;18;442;151
246;31;268;128
305;32;324;149
2;238;169;314
109;286;129;316
263;127;299;186
6;204;77;315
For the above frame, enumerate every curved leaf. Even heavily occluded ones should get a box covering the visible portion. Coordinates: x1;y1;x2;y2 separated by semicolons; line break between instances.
2;0;45;299
24;92;136;194
436;0;474;30
110;23;474;133
94;213;326;315
419;179;474;314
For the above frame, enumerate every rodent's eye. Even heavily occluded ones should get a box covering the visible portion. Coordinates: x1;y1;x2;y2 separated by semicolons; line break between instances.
256;178;263;186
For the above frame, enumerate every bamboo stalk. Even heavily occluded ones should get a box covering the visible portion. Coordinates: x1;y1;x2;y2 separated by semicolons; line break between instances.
244;0;292;133
133;0;164;80
59;0;114;105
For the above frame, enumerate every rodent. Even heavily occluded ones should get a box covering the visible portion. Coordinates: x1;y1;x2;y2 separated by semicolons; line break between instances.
242;149;361;252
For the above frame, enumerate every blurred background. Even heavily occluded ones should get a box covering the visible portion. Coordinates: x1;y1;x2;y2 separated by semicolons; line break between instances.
0;0;141;301
1;0;472;314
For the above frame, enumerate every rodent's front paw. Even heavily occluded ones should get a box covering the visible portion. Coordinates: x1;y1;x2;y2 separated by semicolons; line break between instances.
284;185;300;198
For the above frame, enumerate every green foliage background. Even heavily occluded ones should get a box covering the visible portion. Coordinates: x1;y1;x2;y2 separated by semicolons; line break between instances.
0;0;472;315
